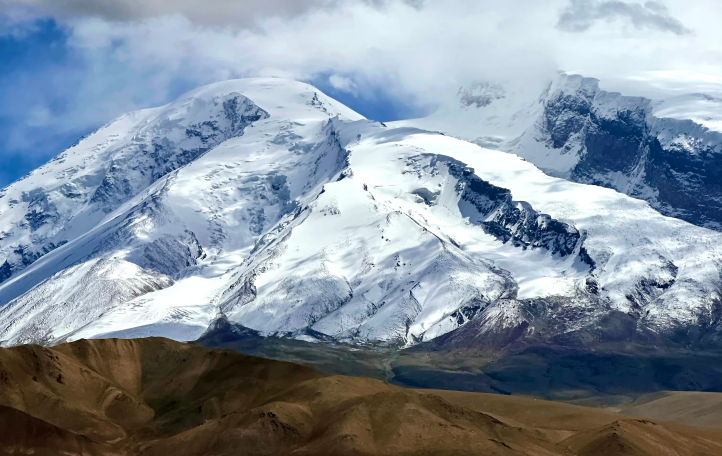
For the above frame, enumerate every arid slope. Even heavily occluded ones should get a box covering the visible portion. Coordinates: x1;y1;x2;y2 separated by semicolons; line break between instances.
0;338;720;456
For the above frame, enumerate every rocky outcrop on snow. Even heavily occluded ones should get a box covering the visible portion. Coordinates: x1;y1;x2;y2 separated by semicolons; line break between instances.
398;73;722;231
439;156;584;258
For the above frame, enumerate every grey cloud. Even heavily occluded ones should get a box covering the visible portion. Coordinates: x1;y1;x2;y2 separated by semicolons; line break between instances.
642;1;667;13
12;0;332;26
9;0;423;26
557;0;692;35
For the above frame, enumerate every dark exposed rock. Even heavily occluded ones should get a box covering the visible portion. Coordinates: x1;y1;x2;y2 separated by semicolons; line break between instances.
438;155;585;258
91;94;269;211
21;190;58;232
0;263;11;285
450;298;490;326
458;82;506;108
0;241;67;285
133;232;205;277
411;188;439;205
539;76;722;230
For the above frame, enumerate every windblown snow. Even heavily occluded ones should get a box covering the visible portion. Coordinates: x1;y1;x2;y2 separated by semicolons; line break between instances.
0;77;721;347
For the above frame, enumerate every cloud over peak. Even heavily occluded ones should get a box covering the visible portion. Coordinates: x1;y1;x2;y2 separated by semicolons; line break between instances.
1;0;720;187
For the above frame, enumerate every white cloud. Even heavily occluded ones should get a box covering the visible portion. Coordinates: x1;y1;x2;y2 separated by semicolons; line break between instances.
76;2;722;92
5;0;426;26
47;0;563;106
328;74;358;93
2;0;721;138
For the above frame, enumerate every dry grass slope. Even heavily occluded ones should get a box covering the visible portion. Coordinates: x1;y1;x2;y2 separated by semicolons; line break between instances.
0;337;720;456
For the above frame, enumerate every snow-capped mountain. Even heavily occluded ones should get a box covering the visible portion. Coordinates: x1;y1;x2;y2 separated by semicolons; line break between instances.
397;73;722;231
0;78;721;348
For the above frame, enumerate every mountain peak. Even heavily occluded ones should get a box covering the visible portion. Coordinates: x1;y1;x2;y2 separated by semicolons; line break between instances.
172;77;364;122
0;76;721;351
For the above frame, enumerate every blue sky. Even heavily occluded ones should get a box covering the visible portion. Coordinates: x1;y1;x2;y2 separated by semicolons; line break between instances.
0;18;78;186
0;14;426;189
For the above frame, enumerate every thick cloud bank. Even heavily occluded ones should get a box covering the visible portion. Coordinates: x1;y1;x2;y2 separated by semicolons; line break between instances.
0;0;720;186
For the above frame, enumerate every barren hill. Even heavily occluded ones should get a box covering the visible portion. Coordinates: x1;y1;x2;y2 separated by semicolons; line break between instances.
0;337;721;455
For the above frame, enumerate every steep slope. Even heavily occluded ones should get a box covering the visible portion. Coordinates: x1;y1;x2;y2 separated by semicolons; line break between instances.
0;406;118;456
0;77;721;349
0;258;174;346
396;73;722;230
0;92;268;284
0;79;363;345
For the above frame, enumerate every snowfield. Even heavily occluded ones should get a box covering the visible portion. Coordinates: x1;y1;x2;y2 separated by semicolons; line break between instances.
0;77;720;347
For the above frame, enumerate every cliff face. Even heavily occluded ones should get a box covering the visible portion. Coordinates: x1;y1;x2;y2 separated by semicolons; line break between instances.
441;155;584;258
528;74;722;230
403;73;722;231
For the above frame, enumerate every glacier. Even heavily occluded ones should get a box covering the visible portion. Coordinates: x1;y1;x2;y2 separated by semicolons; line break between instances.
0;77;721;348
